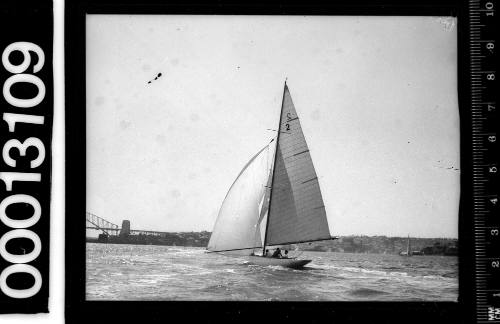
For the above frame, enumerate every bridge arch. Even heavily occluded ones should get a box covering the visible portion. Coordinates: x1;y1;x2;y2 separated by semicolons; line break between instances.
86;212;120;236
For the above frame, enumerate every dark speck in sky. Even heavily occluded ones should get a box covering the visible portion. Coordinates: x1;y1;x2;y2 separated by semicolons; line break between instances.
147;72;163;85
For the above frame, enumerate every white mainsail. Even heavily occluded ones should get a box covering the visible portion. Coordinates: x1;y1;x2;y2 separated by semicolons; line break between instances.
207;82;331;255
264;84;331;246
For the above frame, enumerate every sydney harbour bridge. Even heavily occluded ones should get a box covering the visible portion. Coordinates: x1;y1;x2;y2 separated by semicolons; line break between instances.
86;212;169;237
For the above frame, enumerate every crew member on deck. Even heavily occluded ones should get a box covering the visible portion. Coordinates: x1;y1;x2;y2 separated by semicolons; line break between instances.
271;248;282;258
283;250;289;258
264;249;269;257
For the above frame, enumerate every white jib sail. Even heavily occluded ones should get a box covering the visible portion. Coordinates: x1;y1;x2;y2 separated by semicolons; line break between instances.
207;142;274;253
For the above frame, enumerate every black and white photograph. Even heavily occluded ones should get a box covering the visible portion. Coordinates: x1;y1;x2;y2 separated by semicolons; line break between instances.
1;0;498;322
84;14;460;302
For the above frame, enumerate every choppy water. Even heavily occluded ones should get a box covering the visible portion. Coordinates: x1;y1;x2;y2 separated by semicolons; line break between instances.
86;243;458;301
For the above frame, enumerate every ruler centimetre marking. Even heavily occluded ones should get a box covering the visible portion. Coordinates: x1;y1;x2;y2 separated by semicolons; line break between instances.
470;0;499;323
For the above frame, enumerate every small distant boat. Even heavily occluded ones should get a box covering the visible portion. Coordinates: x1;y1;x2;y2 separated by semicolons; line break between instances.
399;235;411;256
207;81;335;269
399;235;423;256
399;235;412;256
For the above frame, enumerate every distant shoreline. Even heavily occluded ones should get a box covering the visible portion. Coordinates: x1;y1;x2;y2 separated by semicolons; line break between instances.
86;232;458;256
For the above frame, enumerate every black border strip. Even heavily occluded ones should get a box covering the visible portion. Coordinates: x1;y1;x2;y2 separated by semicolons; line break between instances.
0;0;53;314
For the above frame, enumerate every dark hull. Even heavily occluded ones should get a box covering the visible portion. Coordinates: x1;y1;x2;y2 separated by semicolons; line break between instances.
247;256;311;269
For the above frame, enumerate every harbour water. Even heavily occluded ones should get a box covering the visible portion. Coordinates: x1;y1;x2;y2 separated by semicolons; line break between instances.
86;243;458;301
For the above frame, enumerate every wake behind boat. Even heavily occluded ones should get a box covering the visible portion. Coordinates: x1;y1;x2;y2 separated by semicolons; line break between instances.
207;81;335;268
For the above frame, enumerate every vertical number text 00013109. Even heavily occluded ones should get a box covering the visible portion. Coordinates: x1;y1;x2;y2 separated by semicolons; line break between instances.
0;42;46;299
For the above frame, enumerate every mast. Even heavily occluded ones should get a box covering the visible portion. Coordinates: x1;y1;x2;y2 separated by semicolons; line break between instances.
406;235;410;256
262;80;287;256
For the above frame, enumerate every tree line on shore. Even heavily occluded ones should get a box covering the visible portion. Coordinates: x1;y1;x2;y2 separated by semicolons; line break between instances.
87;231;458;255
293;235;458;255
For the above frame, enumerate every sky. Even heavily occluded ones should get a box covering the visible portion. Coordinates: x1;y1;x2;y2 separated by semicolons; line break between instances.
86;15;459;238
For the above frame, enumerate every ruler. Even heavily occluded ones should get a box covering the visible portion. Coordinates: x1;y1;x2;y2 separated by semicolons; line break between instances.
470;0;499;323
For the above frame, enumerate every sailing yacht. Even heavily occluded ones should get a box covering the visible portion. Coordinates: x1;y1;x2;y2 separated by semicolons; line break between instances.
207;81;336;269
399;235;412;256
399;235;424;256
